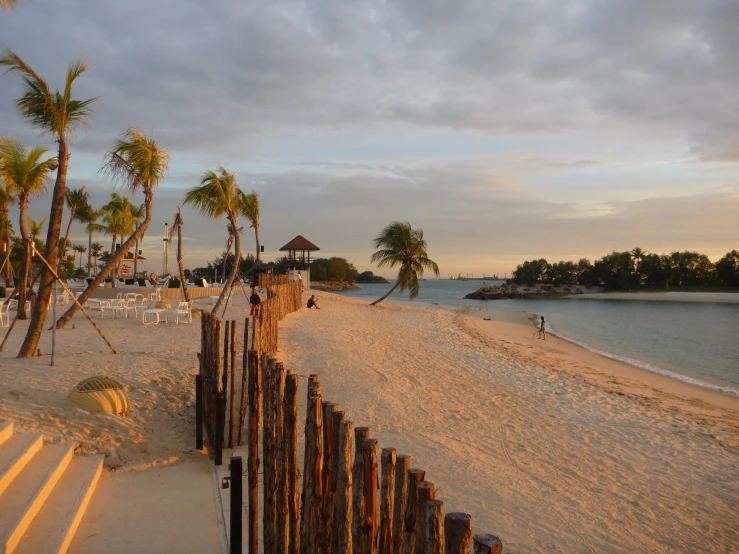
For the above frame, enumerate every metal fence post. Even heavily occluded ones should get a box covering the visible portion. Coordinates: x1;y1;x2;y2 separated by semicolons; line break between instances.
230;455;243;554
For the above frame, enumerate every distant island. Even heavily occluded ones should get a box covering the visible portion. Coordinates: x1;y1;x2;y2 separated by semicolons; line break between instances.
355;271;389;284
466;283;604;300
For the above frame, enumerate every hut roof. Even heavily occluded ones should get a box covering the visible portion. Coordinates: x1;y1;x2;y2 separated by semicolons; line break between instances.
279;235;320;252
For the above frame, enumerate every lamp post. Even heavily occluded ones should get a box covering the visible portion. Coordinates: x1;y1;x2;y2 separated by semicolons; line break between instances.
163;223;169;276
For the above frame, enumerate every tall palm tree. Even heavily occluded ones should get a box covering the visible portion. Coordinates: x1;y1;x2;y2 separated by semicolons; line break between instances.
61;186;89;255
243;192;260;262
0;138;56;319
172;207;189;302
56;129;169;329
73;244;86;271
129;202;145;278
28;216;47;240
0;184;15;286
90;242;104;275
100;193;135;280
184;167;250;313
1;49;96;357
77;205;102;278
369;221;440;306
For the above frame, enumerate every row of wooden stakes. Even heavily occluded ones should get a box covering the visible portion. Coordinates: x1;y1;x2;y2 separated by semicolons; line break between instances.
251;353;504;554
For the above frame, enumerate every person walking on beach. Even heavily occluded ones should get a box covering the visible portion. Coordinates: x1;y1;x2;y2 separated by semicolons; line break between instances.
249;284;261;316
538;316;546;340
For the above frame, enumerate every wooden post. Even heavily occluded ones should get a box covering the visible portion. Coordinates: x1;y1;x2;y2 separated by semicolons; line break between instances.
414;482;436;554
263;356;277;553
247;351;260;554
215;318;222;391
330;410;345;554
379;448;396;554
223;320;229;394
335;419;353;554
321;402;338;554
401;469;425;554
444;513;472;554
275;362;289;554
238;319;249;446
285;372;300;554
351;427;370;549
472;535;502;554
228;319;236;448
426;500;443;554
300;394;323;554
360;438;379;554
392;455;411;554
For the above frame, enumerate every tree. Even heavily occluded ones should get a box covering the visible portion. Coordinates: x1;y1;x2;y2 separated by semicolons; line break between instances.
593;251;637;290
369;221;439;306
512;259;549;285
90;242;104;274
73;244;86;271
243;192;260;263
129;202;145;278
56;129;169;329
0;184;14;286
172;207;189;302
61;186;89;256
28;217;47;240
715;251;739;287
77;205;102;278
184;167;250;313
0;137;55;319
1;49;96;357
100;193;135;280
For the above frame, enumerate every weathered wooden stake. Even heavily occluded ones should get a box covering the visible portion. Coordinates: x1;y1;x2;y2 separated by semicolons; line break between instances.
300;393;323;554
275;362;288;554
426;500;444;554
392;455;411;554
228;319;236;448
352;427;371;549
321;402;338;554
222;320;230;394
336;419;354;554
247;351;260;554
379;448;396;554
401;469;425;554
263;356;277;553
330;410;345;554
285;372;300;554
360;438;379;554
473;534;502;554
414;482;436;554
238;319;249;446
444;513;472;554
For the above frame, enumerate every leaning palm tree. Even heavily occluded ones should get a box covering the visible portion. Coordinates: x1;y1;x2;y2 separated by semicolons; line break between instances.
61;186;89;255
369;221;440;306
243;192;260;263
0;138;56;319
1;49;96;356
56;129;169;329
184;167;250;313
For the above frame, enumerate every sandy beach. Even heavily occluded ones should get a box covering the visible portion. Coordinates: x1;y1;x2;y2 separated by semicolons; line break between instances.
281;292;739;553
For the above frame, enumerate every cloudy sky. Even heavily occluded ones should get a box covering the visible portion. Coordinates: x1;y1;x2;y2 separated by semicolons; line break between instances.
1;0;737;278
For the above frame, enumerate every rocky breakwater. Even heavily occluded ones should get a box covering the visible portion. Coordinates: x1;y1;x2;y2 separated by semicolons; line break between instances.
465;283;604;300
311;281;361;291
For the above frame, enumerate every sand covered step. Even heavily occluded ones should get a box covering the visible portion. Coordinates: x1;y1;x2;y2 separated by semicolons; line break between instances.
0;444;73;554
0;421;12;445
15;455;103;554
0;432;44;496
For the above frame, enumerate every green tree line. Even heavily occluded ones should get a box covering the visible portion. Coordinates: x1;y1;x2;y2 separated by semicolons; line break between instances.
512;248;739;289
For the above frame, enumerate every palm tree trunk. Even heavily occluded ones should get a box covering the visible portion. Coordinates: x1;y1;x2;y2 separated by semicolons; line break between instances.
177;211;189;303
87;230;92;279
5;207;12;286
60;208;75;262
133;235;139;279
56;188;154;329
212;213;239;314
254;223;261;263
369;281;400;306
222;243;230;283
18;139;68;357
17;199;29;319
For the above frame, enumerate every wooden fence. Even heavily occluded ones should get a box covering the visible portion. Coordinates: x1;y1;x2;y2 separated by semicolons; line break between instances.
197;279;504;554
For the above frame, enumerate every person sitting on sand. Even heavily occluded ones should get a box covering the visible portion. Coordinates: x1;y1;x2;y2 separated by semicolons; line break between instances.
307;295;320;309
249;284;262;316
538;316;546;340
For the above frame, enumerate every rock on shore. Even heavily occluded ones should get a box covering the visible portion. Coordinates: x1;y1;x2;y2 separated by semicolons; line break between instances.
465;283;604;300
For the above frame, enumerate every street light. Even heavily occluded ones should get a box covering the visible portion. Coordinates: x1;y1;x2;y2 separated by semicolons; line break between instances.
163;223;169;276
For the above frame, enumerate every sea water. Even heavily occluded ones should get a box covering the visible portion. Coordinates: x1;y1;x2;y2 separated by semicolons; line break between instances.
332;280;739;397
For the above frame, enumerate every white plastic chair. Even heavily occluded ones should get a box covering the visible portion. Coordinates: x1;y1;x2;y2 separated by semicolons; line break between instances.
112;299;127;319
0;301;10;327
124;298;138;318
99;300;114;319
169;301;192;324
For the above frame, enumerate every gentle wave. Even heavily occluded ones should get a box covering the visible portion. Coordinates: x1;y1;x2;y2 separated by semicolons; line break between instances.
542;319;739;398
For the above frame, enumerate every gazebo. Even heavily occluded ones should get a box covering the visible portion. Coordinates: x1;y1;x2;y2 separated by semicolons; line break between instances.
279;235;320;268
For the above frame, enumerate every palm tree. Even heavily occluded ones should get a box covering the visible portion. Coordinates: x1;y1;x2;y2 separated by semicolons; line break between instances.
56;129;169;329
243;192;261;263
0;184;15;286
369;221;440;306
28;217;47;241
129;202;145;278
0;138;56;319
184;167;250;313
90;242;104;275
99;193;135;280
1;49;96;357
77;205;102;278
72;244;86;271
61;187;89;256
172;207;189;302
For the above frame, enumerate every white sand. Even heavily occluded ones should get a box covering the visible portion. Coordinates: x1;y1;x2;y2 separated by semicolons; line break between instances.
281;292;739;553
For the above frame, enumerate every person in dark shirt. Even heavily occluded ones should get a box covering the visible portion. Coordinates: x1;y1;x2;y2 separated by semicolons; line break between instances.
249;284;262;316
307;295;320;309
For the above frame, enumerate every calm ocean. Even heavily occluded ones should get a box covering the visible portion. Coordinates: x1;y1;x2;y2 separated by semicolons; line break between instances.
330;280;739;397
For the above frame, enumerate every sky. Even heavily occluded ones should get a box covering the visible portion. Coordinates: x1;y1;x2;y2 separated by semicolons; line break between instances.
1;0;737;278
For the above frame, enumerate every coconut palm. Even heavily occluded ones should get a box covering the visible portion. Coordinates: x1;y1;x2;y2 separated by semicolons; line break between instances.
0;49;96;356
0;138;56;319
90;242;104;274
369;221;440;306
77;205;102;278
172;207;189;302
0;183;15;286
72;244;86;271
184;167;250;313
56;129;169;329
243;192;260;263
129;202;145;278
99;193;135;280
61;186;89;256
28;217;47;241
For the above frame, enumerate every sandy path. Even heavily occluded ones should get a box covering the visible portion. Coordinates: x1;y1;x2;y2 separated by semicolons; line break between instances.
280;292;739;553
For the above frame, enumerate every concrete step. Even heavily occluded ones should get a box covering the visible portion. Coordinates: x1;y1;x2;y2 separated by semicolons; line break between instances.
0;421;12;446
0;433;44;497
15;455;103;554
0;444;74;554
